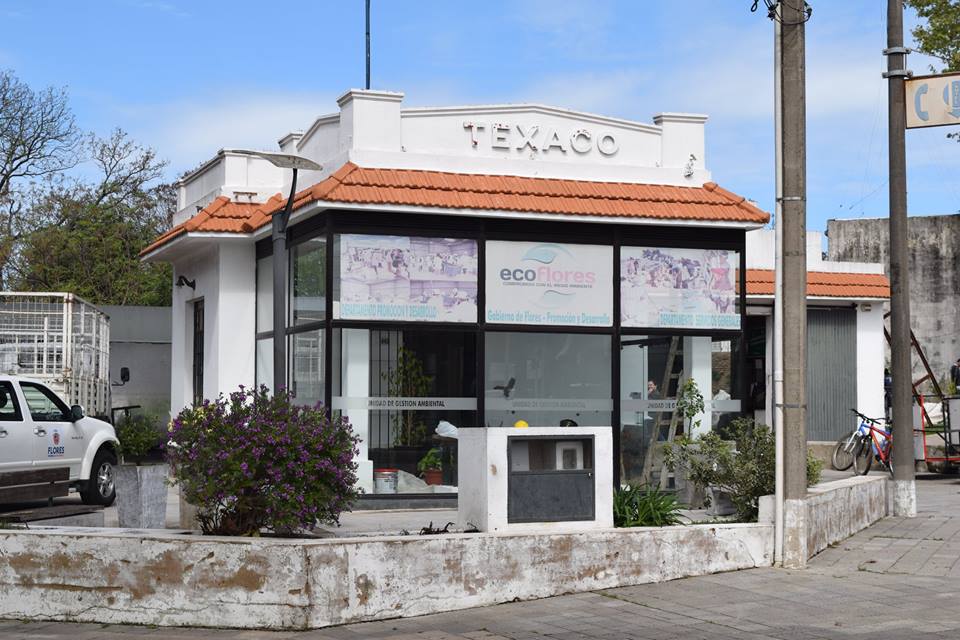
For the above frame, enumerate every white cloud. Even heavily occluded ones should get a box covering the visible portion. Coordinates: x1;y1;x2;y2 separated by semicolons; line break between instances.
113;92;336;175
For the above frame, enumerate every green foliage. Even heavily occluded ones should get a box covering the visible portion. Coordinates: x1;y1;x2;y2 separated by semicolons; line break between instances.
613;485;683;527
167;386;360;536
115;414;166;464
908;0;960;72
383;347;433;446
417;447;443;473
675;378;705;434
17;202;172;305
664;418;823;522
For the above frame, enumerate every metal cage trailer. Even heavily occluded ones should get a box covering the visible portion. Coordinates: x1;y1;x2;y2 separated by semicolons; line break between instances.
0;293;110;417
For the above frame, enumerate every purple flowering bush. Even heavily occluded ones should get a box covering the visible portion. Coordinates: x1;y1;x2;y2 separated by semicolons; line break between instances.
167;386;360;536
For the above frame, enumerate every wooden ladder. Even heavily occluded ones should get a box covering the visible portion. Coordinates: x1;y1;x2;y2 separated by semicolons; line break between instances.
640;336;682;487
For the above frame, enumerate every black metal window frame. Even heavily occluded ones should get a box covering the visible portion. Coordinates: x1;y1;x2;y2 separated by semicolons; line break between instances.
255;208;749;487
192;298;205;406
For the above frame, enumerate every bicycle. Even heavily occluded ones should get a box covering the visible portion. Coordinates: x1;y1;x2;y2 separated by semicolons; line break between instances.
852;414;894;476
832;409;887;471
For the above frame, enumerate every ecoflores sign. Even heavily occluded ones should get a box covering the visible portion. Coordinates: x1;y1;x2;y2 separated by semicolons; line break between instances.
485;241;613;327
463;122;619;156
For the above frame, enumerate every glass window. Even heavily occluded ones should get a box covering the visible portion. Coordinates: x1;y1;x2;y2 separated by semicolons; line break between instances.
334;234;479;322
256;255;273;333
291;330;324;407
619;335;743;487
292;238;326;326
484;332;612;428
333;328;477;493
619;335;685;487
621;247;741;330
20;383;69;422
256;338;273;392
711;338;743;439
0;381;22;421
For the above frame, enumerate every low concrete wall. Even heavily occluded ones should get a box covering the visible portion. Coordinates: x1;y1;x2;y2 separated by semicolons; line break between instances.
804;475;888;559
0;522;772;630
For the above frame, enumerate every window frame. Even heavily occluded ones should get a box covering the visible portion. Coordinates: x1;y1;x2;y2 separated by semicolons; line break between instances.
0;381;24;422
263;208;749;489
19;381;69;423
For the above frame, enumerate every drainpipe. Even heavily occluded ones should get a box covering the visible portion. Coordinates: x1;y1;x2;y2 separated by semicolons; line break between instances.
773;9;785;567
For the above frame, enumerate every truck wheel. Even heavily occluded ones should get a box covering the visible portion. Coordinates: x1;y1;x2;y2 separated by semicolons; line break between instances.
80;448;117;506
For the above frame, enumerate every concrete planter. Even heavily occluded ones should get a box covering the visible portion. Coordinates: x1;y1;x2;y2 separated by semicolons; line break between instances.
115;463;168;529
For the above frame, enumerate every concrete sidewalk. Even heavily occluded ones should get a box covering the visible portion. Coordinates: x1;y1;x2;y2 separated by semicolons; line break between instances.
4;473;960;639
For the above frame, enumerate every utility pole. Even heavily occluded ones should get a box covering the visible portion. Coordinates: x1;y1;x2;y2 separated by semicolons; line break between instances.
778;0;809;569
365;0;371;90
885;0;917;517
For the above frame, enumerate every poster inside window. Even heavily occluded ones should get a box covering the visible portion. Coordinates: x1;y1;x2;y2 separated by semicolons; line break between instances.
336;234;478;322
485;241;613;327
621;247;740;330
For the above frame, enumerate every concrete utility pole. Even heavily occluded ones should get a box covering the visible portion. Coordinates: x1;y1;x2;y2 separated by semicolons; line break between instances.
778;0;809;569
886;0;917;516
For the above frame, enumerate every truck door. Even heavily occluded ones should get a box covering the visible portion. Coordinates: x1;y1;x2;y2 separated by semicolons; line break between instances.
19;381;84;479
0;381;31;473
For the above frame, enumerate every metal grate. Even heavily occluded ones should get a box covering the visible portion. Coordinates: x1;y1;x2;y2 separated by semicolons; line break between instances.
0;293;110;417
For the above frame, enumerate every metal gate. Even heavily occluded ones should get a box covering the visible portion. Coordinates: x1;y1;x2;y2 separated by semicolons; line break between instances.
806;308;857;441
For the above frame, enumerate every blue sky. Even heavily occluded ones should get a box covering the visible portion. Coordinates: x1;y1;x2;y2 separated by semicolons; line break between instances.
2;0;958;232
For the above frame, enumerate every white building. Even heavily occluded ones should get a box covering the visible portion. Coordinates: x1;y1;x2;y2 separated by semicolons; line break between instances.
143;89;887;495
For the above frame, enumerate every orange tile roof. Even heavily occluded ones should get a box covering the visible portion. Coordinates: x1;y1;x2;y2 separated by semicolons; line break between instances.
141;196;268;256
746;269;890;299
142;163;770;256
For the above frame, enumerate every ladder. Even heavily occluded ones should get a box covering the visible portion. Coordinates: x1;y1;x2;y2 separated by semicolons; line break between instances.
882;312;946;432
640;336;682;487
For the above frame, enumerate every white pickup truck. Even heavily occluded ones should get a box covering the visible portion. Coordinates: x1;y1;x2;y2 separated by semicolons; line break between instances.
0;375;119;505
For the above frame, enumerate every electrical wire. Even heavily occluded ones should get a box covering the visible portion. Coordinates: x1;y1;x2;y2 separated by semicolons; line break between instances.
751;0;812;24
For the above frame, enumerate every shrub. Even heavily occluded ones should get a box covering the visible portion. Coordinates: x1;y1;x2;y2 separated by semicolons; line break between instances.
166;386;360;536
115;414;165;464
613;485;683;527
664;418;822;522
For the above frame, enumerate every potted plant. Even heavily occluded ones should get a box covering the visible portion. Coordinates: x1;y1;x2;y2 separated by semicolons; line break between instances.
114;414;168;529
417;447;443;485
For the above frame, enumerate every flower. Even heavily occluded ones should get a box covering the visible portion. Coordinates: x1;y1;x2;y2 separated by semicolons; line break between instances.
166;385;360;536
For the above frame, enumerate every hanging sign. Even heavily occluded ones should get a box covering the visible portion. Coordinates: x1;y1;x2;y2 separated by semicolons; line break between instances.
337;234;478;322
906;72;960;129
621;247;740;330
485;241;613;327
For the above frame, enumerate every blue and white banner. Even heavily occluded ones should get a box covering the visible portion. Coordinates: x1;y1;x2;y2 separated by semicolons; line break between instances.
485;241;613;327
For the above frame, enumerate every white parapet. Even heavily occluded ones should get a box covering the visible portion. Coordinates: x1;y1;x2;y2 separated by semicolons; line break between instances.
457;426;613;532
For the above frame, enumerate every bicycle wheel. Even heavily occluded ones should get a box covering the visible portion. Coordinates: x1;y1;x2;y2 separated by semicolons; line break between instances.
853;435;873;475
884;443;894;477
832;432;858;471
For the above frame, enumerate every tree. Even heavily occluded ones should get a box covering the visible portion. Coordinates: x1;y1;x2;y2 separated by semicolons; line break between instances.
907;0;960;72
12;130;174;305
0;69;83;287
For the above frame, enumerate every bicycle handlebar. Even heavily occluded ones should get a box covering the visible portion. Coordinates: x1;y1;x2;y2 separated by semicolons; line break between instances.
850;408;885;425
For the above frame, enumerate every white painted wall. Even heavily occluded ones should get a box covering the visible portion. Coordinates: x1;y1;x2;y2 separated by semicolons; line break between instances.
175;88;717;220
169;241;256;418
856;304;886;422
174;152;285;226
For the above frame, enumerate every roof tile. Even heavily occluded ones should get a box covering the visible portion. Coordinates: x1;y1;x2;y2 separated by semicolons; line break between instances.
746;268;890;299
144;162;771;255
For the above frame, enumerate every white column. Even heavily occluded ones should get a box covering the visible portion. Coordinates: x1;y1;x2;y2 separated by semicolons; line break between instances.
684;336;712;437
344;329;374;493
856;304;886;420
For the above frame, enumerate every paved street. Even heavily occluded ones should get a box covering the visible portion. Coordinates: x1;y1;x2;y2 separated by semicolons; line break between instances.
4;473;960;639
